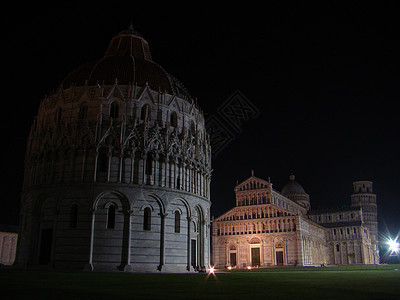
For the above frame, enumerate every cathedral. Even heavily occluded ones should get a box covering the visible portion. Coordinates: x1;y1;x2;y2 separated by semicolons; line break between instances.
212;172;379;268
16;26;212;272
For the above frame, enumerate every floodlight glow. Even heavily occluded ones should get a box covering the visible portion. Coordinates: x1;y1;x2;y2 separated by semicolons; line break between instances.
227;266;232;270
388;239;399;254
206;266;217;280
247;266;252;270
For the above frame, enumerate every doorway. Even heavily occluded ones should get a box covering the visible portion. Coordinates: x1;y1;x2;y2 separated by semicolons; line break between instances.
251;247;260;266
39;228;53;265
276;251;284;266
230;252;237;267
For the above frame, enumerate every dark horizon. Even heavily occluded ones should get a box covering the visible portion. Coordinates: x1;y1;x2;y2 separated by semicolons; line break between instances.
2;3;399;256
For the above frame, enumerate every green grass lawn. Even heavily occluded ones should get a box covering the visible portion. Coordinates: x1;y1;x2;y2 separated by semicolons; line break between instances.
1;265;399;299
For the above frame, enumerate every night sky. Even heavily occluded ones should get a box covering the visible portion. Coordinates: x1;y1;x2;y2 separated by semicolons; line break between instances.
3;3;399;252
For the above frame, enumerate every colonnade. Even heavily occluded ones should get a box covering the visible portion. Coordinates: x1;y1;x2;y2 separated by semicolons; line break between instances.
219;206;294;221
25;147;211;199
216;217;297;236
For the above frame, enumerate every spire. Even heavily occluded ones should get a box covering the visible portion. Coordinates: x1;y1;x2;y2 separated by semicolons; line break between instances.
251;169;254;177
289;173;295;181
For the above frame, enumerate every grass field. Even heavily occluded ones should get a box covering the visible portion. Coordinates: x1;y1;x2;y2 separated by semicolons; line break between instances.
1;265;399;299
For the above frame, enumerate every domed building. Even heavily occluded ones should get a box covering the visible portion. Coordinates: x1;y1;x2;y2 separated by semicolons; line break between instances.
281;174;310;210
212;172;378;268
16;26;212;272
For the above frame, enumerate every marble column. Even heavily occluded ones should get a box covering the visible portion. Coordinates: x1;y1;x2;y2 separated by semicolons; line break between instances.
157;212;167;271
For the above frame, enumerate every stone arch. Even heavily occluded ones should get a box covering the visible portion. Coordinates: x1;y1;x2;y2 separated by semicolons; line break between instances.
250;237;260;244
104;201;119;210
140;203;155;212
93;190;130;211
192;205;206;268
146;193;165;214
171;197;191;218
92;190;130;270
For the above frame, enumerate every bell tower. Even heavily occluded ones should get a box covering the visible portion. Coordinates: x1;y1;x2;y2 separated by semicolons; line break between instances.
351;181;379;264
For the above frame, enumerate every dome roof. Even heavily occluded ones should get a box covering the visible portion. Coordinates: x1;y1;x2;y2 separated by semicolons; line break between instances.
61;26;191;99
281;174;307;195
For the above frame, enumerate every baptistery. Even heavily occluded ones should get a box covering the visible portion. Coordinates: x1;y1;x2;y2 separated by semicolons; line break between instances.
17;26;212;272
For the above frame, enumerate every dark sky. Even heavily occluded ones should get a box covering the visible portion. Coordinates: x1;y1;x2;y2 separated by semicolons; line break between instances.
2;3;399;244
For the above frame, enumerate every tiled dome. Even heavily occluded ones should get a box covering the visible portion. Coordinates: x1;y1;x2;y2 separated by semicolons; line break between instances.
61;26;191;99
281;174;307;195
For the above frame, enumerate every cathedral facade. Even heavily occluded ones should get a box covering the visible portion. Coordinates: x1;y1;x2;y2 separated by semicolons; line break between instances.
212;173;379;268
16;27;212;272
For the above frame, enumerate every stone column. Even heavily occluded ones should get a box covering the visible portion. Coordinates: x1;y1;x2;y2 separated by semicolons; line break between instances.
187;216;192;271
153;153;159;186
173;162;177;189
84;208;96;271
122;210;134;272
81;149;86;182
140;153;146;185
181;163;186;191
157;212;167;271
200;220;206;267
163;157;168;187
118;152;124;183
107;149;112;182
93;150;99;182
130;152;135;183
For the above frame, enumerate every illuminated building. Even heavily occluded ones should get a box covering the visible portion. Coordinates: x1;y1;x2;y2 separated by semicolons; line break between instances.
212;172;378;267
16;26;212;272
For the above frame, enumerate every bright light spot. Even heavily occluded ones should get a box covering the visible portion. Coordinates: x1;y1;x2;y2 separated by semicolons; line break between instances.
206;266;217;280
388;238;399;254
227;266;232;270
247;266;252;270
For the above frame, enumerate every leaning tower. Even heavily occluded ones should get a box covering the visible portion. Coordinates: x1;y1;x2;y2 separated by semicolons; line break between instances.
17;26;212;272
351;181;379;264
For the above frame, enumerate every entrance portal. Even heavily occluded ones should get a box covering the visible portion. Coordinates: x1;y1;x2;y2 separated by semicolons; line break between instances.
251;247;260;266
39;228;53;265
276;251;284;266
230;252;237;266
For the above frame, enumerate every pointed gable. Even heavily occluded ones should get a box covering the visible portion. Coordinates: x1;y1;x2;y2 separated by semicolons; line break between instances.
235;175;271;192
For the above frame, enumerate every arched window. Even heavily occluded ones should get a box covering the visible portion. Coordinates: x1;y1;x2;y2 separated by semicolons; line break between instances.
174;211;180;233
141;104;151;121
107;205;116;229
143;207;151;230
110;101;119;118
70;204;78;228
145;153;153;175
170;111;177;127
97;150;108;172
78;103;88;119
